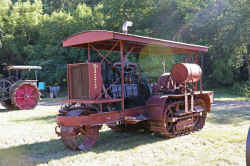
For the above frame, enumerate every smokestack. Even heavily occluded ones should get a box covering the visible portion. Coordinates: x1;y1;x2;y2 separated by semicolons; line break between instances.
122;21;133;34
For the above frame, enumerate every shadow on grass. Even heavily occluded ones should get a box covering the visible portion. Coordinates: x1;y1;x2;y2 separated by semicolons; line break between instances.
0;108;9;112
13;115;56;124
208;100;250;125
0;130;165;166
0;108;22;113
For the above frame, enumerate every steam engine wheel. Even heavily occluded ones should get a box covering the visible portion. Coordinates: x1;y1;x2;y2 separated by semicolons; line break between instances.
0;78;12;102
10;81;40;110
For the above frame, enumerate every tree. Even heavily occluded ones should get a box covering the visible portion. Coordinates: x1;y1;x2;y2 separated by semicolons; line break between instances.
101;0;157;34
0;0;42;64
41;0;102;14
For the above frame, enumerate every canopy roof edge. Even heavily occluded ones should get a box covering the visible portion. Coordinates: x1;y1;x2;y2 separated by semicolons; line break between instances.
63;30;208;54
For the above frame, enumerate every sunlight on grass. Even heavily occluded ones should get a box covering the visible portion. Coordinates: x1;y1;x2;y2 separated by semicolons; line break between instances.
215;97;248;101
0;98;249;166
40;97;66;103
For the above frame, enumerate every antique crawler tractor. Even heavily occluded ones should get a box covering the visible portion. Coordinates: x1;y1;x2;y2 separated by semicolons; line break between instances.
55;29;213;150
0;65;42;110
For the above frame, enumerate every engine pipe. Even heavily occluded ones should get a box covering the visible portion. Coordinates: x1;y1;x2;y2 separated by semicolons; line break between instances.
122;21;133;34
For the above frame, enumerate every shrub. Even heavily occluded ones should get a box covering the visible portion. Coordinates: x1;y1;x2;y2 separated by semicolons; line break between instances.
232;81;250;97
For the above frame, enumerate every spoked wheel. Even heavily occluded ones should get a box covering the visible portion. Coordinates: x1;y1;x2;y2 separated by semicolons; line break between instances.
193;98;208;131
60;109;101;151
6;76;19;83
0;79;12;101
11;82;40;110
61;125;100;151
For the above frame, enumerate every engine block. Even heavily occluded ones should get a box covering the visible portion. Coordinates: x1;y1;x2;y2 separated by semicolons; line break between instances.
111;84;138;98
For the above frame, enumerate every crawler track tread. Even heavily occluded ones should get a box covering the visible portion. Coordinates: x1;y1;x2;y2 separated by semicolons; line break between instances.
150;98;208;138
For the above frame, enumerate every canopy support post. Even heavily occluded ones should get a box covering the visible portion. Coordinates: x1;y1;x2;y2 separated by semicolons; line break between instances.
120;40;125;115
194;54;198;91
88;43;90;61
199;53;203;94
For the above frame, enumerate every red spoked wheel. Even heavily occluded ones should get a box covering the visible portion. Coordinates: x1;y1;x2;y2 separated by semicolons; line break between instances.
11;82;40;110
61;125;100;151
58;109;101;151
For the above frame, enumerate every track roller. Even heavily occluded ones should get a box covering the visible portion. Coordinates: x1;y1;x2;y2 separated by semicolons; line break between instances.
150;98;208;138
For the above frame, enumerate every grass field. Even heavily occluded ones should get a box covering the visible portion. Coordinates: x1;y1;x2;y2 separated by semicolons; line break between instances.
0;94;249;166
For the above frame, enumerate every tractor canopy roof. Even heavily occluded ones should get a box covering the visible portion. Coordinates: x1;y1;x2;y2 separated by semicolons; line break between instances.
7;66;42;70
63;30;208;55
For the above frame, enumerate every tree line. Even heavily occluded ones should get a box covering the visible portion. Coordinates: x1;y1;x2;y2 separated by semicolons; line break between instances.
0;0;249;95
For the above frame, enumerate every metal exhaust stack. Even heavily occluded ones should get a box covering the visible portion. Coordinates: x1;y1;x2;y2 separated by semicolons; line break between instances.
122;21;133;34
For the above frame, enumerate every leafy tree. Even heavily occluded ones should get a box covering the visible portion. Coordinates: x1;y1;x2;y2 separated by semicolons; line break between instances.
0;0;42;64
41;0;102;14
101;0;157;34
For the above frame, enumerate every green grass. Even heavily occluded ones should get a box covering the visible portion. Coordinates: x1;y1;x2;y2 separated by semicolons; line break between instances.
213;88;249;101
0;95;249;166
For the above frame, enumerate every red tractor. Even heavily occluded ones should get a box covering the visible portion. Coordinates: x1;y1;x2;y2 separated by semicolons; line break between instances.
55;27;213;150
0;65;41;110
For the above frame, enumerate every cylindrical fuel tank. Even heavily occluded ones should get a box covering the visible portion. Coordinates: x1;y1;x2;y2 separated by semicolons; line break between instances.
171;63;202;83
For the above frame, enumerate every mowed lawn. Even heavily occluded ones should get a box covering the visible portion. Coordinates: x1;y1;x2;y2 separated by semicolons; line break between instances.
0;96;249;166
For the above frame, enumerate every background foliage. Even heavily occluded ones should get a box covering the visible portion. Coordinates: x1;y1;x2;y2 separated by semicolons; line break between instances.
0;0;249;93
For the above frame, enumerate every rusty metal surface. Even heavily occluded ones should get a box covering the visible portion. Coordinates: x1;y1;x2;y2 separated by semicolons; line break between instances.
60;125;100;151
68;63;102;99
88;63;102;99
197;92;213;112
175;119;193;131
149;97;208;138
56;106;147;127
57;111;121;127
152;73;176;94
61;98;122;104
63;30;208;54
120;40;125;114
10;81;40;110
171;63;202;83
56;109;101;151
146;95;167;120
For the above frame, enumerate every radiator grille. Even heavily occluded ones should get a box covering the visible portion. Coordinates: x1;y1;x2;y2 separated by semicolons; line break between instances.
68;63;102;99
